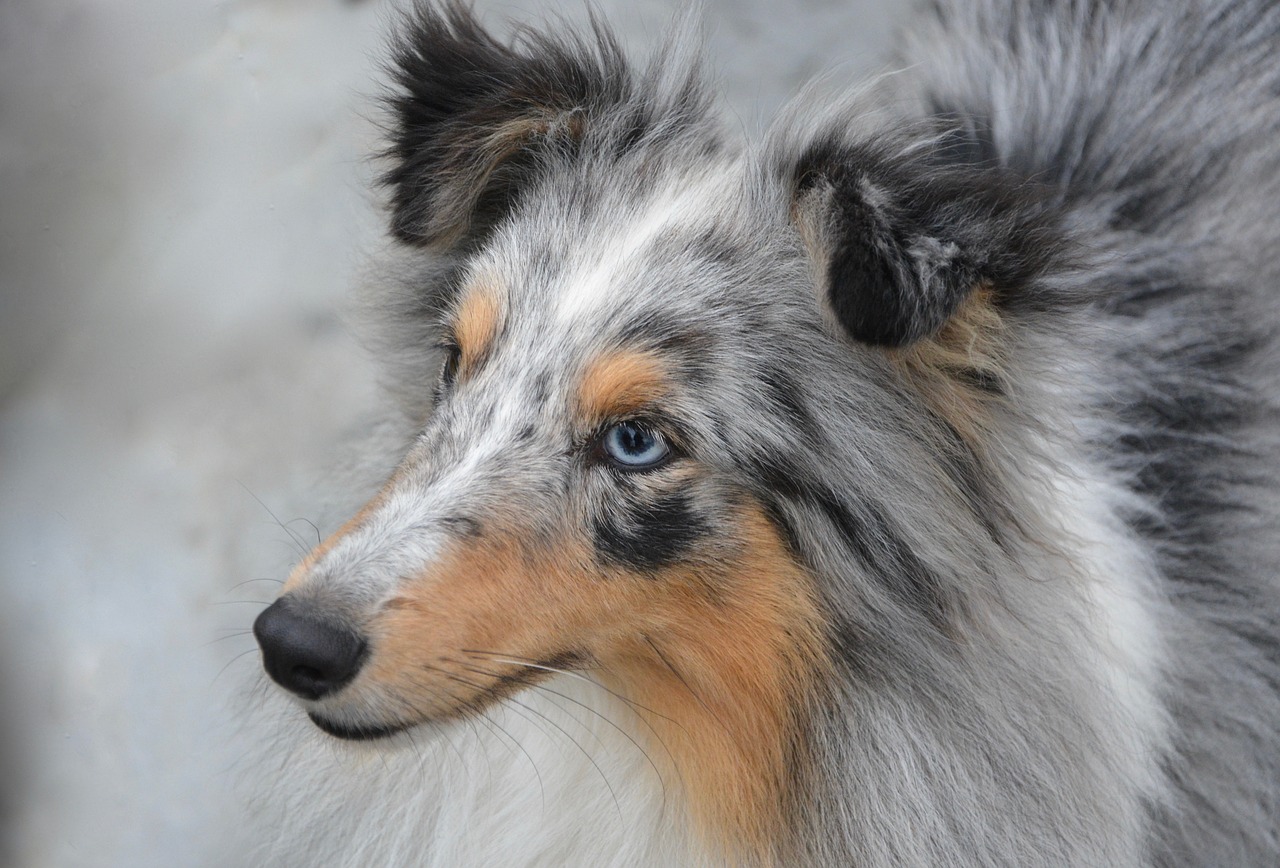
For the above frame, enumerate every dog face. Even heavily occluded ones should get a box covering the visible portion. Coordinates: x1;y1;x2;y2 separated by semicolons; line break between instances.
254;3;1063;854
258;102;833;846
279;155;826;726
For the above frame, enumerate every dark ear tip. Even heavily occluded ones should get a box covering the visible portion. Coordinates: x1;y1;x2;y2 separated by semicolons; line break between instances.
827;289;934;347
822;231;958;348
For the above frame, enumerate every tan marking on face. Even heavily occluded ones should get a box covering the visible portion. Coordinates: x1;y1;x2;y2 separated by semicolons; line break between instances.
577;350;672;425
360;501;827;864
603;507;828;863
888;286;1008;446
369;545;587;706
452;283;504;378
278;412;825;862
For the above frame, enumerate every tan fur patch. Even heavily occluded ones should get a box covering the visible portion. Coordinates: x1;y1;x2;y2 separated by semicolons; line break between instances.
365;533;602;712
452;283;504;378
888;286;1008;446
359;503;826;864
604;507;829;863
284;445;826;862
577;350;671;424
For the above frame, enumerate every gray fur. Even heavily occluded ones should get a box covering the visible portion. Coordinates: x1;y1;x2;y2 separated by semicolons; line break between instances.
257;1;1280;864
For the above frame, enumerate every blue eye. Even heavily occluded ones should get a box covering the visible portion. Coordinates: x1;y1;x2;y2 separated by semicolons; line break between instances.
601;421;671;469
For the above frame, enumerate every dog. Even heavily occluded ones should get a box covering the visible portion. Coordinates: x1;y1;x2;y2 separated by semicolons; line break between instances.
248;1;1280;864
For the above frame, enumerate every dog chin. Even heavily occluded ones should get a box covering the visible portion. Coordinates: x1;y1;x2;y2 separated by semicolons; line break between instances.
308;712;411;741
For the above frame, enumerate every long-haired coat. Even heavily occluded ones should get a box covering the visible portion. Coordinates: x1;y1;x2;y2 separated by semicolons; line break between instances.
248;1;1280;864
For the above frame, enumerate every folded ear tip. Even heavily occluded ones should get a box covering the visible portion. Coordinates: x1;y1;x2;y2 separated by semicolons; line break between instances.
826;279;940;347
821;216;963;347
381;5;713;252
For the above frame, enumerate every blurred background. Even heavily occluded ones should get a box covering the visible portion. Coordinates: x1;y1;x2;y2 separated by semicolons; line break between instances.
0;0;903;864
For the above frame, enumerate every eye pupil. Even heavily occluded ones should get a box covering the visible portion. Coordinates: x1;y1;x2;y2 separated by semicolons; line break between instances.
602;421;670;469
618;423;648;454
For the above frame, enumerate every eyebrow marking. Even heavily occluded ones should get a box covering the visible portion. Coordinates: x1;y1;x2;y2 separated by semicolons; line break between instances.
577;350;672;425
451;282;505;378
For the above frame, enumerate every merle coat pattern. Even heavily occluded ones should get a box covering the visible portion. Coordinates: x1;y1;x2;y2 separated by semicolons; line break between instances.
248;1;1280;865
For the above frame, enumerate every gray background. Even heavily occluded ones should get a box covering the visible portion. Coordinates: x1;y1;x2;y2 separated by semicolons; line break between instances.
0;1;904;864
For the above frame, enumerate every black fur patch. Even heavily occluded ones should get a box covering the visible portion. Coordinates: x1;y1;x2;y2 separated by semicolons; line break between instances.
812;485;953;631
593;491;708;571
382;3;611;245
758;365;824;446
530;372;552;405
911;411;1012;548
439;514;483;539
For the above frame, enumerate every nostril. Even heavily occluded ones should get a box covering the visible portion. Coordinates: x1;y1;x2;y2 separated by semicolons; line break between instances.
253;598;368;701
287;665;332;700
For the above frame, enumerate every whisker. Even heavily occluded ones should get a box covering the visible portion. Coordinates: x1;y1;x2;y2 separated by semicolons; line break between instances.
420;664;546;810
385;686;434;773
460;649;689;733
461;660;674;814
398;671;479;771
211;647;261;688
291;516;323;547
237;479;311;555
532;681;678;810
203;631;255;648
441;668;624;825
457;662;613;752
644;634;733;738
226;577;285;593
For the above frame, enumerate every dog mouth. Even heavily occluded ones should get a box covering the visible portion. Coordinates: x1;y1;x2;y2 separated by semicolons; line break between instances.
307;712;413;741
303;651;591;741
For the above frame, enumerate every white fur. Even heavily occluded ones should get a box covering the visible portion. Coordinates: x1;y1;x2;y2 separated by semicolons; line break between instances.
245;673;702;867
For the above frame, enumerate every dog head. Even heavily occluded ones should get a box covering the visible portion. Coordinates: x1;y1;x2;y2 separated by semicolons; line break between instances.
254;2;1063;855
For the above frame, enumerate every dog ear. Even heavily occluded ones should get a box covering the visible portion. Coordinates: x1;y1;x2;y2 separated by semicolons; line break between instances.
789;137;1062;347
382;4;628;248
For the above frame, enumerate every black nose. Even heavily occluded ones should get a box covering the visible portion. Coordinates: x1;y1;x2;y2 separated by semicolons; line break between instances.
253;598;367;700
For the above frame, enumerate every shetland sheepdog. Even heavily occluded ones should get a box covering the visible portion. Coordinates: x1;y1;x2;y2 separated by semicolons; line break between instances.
248;1;1280;864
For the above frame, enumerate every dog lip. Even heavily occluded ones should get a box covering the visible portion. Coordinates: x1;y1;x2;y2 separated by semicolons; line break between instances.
308;712;412;741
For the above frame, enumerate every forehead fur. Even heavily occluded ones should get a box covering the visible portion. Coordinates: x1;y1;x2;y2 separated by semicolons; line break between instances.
491;165;752;317
429;151;830;451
